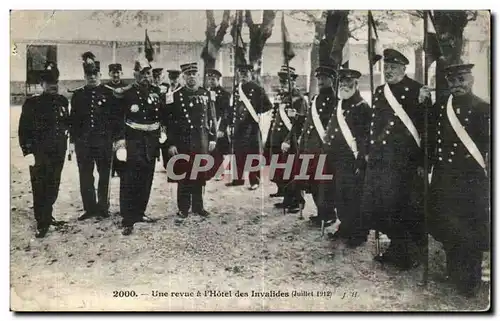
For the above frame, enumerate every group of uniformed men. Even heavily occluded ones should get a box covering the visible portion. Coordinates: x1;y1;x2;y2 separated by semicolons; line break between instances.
18;46;489;297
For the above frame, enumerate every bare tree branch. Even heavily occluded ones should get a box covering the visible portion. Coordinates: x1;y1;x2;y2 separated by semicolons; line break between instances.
205;10;216;39
288;10;319;23
262;10;277;39
214;10;231;44
245;10;254;28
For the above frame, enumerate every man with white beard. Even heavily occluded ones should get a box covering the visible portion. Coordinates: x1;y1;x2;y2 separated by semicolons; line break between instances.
319;69;371;247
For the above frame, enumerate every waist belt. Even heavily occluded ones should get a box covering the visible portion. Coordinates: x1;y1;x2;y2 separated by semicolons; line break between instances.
126;120;160;131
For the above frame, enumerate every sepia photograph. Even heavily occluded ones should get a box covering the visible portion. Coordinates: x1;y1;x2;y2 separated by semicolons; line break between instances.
9;7;491;312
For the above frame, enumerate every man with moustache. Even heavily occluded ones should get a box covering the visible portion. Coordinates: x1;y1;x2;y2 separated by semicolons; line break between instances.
319;69;371;247
220;64;273;190
165;62;217;218
105;63;128;178
69;52;121;221
361;49;431;269
18;62;69;238
268;66;308;213
117;55;167;235
428;63;490;297
206;68;231;180
282;64;337;223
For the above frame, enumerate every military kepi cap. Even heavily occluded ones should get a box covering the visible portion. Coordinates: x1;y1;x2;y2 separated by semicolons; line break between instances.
278;65;298;79
81;51;100;74
314;65;336;78
444;63;474;77
383;48;409;65
152;68;164;77
41;61;59;83
167;69;181;79
338;68;362;80
108;63;122;72
206;68;222;78
180;63;198;74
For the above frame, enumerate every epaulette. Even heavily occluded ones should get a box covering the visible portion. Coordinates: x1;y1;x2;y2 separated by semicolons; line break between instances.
67;85;85;93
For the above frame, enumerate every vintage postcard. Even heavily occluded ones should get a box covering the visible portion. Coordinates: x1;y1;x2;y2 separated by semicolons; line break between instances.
9;9;491;311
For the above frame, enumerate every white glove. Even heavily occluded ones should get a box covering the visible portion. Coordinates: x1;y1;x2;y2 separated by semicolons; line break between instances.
217;130;225;139
209;141;216;152
25;154;35;166
116;147;127;162
281;142;290;153
159;132;167;144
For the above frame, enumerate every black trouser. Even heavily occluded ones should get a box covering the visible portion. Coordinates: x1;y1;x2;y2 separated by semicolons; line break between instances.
120;129;158;227
177;180;205;213
29;149;66;229
234;151;260;185
445;243;483;296
75;137;113;214
316;182;336;221
160;142;169;169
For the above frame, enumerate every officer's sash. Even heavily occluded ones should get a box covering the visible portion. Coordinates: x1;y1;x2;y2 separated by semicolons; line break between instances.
310;96;326;144
278;103;293;131
216;117;222;131
240;84;268;136
383;84;421;147
238;83;260;125
337;99;358;159
446;95;487;173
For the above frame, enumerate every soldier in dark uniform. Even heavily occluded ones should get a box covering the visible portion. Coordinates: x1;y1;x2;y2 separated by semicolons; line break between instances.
152;68;165;87
267;66;308;212
428;63;490;297
117;55;166;235
159;69;182;170
18;62;69;238
206;68;231;180
319;69;371;247
283;65;337;222
165;62;217;218
220;64;273;190
69;52;122;221
361;49;431;269
105;63;128;178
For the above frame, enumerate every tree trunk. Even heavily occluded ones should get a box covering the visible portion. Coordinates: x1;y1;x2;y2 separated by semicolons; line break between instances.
414;45;424;83
245;10;277;85
202;10;231;84
433;10;470;104
308;13;327;98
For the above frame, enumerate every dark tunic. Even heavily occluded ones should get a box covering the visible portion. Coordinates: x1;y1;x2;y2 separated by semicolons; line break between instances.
106;80;128;175
166;86;217;181
361;76;430;240
294;87;337;193
220;81;272;153
266;89;308;183
19;93;70;228
119;83;165;225
70;84;120;213
219;81;272;184
319;91;371;232
429;93;490;251
211;85;231;155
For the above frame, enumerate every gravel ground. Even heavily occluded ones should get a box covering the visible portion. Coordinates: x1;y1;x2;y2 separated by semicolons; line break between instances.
9;106;490;311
